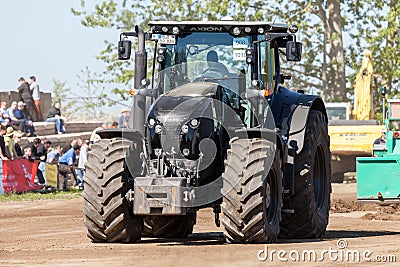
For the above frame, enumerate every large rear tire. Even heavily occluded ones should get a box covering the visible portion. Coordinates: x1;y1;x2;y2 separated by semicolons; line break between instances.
83;138;143;243
221;138;282;243
279;110;331;238
142;213;197;238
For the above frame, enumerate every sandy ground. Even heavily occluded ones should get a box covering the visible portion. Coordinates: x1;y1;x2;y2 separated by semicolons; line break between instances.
0;183;399;267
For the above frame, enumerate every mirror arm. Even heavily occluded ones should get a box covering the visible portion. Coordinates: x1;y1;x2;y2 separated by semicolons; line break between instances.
119;31;138;41
131;88;158;97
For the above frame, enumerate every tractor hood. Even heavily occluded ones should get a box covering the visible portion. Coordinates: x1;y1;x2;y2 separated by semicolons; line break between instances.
148;82;218;126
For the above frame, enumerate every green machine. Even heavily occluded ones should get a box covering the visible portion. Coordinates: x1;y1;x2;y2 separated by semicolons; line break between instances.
357;99;400;202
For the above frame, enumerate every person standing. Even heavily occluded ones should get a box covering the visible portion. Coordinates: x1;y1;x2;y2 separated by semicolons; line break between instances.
0;125;9;160
4;127;19;160
76;140;89;189
26;138;46;184
58;145;80;190
89;124;105;144
13;131;23;157
118;109;129;128
0;125;8;195
37;140;52;185
47;145;61;164
16;77;37;121
29;76;43;121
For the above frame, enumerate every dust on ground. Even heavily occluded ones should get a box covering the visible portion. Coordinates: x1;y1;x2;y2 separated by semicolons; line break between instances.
0;183;399;267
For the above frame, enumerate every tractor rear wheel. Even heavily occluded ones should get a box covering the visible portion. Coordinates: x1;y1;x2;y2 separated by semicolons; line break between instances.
83;138;143;243
221;138;282;243
279;110;331;238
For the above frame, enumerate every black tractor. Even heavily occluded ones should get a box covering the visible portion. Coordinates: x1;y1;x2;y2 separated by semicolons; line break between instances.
83;19;331;243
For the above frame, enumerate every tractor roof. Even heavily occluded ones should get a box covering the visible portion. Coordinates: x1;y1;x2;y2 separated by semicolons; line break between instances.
149;21;289;35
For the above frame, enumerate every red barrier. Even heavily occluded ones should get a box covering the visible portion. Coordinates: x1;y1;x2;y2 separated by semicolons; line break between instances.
2;159;41;193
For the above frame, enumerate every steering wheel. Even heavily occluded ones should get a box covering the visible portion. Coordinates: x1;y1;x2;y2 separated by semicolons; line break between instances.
201;68;225;78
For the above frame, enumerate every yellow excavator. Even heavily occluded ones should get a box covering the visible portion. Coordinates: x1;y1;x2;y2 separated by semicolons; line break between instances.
328;51;383;182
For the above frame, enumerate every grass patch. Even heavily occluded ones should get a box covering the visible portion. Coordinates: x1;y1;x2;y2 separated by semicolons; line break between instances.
0;188;82;202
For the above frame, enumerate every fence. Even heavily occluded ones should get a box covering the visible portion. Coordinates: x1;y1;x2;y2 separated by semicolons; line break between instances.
0;159;59;193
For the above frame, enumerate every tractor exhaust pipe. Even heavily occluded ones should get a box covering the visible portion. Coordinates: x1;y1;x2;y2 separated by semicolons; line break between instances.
131;25;147;136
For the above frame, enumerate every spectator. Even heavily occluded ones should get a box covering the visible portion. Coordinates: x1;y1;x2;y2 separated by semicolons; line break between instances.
109;121;118;129
14;101;36;136
13;131;23;157
47;145;61;164
23;147;34;160
62;138;82;154
37;140;52;185
26;138;46;184
0;125;7;195
37;139;52;158
119;108;129;128
374;129;386;145
4;127;19;160
26;138;44;160
16;77;37;121
0;102;10;126
29;76;43;121
58;144;80;190
6;101;16;119
0;125;9;160
46;102;66;134
7;101;24;132
76;140;90;189
90;124;105;144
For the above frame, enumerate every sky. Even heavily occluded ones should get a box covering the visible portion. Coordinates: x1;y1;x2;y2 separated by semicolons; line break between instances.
0;0;121;109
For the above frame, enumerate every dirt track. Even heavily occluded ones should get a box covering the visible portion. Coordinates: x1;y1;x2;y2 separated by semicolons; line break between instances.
1;183;399;266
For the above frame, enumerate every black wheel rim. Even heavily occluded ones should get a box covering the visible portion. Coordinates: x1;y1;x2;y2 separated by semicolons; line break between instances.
314;145;326;210
266;170;278;224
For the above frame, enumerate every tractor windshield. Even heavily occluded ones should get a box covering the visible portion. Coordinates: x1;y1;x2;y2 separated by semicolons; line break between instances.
158;32;252;94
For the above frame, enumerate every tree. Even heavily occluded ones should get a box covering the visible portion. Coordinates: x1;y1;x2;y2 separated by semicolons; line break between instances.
74;66;108;120
267;0;346;102
71;0;348;102
346;0;400;119
51;79;77;120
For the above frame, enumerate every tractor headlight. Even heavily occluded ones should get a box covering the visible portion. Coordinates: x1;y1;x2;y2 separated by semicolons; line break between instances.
172;26;180;34
148;118;155;128
232;27;241;36
181;124;189;134
155;124;163;134
182;148;190;156
190;119;199;128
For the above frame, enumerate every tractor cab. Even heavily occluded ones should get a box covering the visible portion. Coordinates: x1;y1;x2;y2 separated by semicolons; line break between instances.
147;21;301;97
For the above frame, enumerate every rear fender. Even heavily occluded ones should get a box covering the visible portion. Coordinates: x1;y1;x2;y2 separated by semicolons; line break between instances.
271;87;327;194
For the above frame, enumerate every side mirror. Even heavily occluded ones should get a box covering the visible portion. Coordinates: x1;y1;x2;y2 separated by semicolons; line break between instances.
118;40;132;60
188;45;199;56
286;41;302;62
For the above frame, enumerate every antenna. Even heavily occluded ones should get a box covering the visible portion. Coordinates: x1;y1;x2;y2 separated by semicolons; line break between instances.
270;16;277;31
